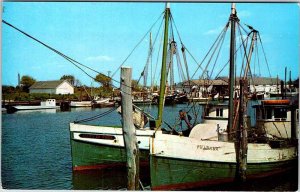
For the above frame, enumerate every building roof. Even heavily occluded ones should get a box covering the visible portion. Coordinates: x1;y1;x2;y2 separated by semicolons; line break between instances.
29;80;72;89
177;76;280;87
179;79;228;87
217;77;280;85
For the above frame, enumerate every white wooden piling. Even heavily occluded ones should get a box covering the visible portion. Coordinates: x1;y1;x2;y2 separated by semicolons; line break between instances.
120;67;140;190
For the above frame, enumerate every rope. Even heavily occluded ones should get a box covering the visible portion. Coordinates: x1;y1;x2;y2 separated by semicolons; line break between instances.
74;106;118;123
111;11;164;79
272;121;283;138
191;22;230;80
2;20;134;95
208;27;228;79
257;32;273;84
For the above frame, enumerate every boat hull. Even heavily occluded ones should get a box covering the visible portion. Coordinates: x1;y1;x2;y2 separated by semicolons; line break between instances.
70;139;150;171
149;133;298;190
150;155;297;190
69;123;155;171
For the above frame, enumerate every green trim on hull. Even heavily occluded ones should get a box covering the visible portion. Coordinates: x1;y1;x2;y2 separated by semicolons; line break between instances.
150;155;297;190
71;139;149;170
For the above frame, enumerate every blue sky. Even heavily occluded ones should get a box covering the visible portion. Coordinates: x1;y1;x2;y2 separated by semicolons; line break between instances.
2;2;299;87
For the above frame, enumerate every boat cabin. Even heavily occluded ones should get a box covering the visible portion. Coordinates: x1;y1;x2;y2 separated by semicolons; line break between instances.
253;99;299;139
40;99;57;107
188;102;229;141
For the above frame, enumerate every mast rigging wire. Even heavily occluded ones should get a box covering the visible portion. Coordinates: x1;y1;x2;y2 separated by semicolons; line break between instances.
2;20;148;97
111;11;165;79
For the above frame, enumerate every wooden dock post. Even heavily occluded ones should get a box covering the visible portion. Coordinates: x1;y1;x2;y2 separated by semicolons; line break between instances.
120;67;140;190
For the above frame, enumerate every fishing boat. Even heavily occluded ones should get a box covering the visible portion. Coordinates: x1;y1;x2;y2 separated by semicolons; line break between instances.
149;4;298;190
11;99;60;111
69;3;174;171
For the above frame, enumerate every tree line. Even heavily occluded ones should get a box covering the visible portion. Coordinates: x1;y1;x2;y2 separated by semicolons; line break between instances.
2;74;145;101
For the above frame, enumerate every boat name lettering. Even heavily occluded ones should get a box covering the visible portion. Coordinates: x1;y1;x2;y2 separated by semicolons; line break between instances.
197;145;220;151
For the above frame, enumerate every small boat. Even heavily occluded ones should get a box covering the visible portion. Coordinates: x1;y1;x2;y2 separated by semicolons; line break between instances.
2;108;7;113
91;98;113;108
175;92;188;104
132;98;152;105
70;101;92;107
12;99;60;111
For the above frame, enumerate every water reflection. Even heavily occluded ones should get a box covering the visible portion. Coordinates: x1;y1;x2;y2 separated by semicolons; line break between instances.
72;165;151;190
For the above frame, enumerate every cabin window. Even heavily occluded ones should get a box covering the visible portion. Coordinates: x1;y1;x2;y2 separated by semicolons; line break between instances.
267;109;272;119
274;108;287;119
216;108;223;117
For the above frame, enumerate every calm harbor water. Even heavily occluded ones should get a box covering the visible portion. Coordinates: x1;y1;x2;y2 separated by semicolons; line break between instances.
1;103;298;190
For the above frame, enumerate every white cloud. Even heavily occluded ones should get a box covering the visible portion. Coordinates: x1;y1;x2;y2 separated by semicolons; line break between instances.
237;10;251;18
86;55;113;62
204;26;224;35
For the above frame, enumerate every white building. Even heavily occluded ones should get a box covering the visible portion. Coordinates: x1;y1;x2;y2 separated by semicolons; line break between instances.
29;80;74;95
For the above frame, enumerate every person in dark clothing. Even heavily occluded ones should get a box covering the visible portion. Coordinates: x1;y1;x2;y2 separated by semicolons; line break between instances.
178;110;193;136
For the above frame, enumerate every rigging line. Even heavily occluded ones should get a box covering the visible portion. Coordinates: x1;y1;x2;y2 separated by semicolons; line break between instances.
213;30;251;80
153;20;165;89
238;25;249;80
237;22;254;80
208;27;228;80
272;121;283;138
74;106;118;123
239;35;250;79
143;18;163;89
175;49;186;83
282;121;289;139
142;17;164;89
239;28;256;82
257;32;273;83
240;22;251;34
111;11;164;78
190;22;230;80
76;108;117;123
170;13;183;45
147;18;164;90
198;25;228;82
184;47;204;73
170;15;201;111
2;20;104;79
237;23;251;78
2;20;136;92
255;40;261;76
151;18;165;52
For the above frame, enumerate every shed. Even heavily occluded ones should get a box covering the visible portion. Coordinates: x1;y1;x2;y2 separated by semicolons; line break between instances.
29;80;74;95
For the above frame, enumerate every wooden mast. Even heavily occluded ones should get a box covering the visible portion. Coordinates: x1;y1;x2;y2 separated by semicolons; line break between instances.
156;3;170;128
228;3;238;138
